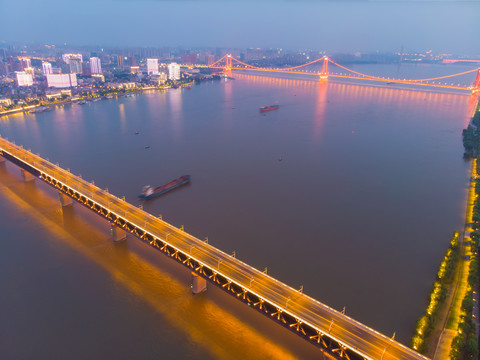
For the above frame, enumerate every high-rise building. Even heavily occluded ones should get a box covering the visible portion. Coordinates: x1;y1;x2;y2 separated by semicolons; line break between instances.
206;54;216;66
15;71;33;86
46;73;77;88
24;67;35;78
20;58;31;69
42;62;53;75
116;55;124;67
168;62;180;80
147;59;158;75
82;62;91;76
69;58;82;74
0;61;10;76
90;57;102;74
62;53;83;64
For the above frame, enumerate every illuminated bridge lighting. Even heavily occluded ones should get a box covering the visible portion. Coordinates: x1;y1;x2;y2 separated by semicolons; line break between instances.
0;133;431;360
208;54;480;94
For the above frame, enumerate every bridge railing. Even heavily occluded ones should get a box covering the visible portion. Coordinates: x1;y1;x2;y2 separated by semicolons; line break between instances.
0;135;430;360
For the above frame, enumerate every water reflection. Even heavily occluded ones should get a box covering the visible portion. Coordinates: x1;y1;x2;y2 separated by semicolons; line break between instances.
0;68;474;348
119;103;126;132
168;89;183;139
313;81;328;141
0;163;314;360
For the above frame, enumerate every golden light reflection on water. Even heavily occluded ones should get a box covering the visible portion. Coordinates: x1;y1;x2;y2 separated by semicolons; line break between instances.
234;72;474;131
0;168;304;360
118;103;126;132
234;72;473;105
313;82;328;141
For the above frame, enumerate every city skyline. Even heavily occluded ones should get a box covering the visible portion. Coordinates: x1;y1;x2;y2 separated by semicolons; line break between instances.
1;1;479;56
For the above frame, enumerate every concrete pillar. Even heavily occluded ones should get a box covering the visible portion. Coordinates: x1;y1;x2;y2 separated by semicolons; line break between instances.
191;272;207;294
0;155;5;163
20;168;34;182
58;192;73;207
110;223;126;242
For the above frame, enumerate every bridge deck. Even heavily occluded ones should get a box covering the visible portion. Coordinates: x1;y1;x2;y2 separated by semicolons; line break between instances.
0;136;428;360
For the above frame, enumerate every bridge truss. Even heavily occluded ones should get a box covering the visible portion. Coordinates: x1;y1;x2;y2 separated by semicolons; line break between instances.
0;130;430;360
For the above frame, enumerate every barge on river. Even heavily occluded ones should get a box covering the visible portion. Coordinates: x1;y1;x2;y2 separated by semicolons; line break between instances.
139;175;191;200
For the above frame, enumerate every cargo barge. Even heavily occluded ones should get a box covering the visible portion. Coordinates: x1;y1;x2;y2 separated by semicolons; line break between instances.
260;105;279;112
139;175;191;200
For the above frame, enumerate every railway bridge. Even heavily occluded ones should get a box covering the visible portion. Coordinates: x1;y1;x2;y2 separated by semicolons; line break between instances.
0;135;429;360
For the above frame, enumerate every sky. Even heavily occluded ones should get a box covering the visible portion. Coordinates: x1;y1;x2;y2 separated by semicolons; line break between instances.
1;0;479;55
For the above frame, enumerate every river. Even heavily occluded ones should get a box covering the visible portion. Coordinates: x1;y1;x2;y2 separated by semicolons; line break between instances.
0;63;477;359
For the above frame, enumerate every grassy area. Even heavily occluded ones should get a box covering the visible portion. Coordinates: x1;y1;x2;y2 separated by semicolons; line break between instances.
446;242;472;330
412;106;480;358
447;105;480;360
410;231;461;354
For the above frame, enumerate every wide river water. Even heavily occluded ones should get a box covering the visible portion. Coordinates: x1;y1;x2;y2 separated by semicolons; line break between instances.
0;64;478;359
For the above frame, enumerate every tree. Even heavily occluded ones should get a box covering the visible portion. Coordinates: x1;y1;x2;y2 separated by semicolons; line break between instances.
464;337;479;359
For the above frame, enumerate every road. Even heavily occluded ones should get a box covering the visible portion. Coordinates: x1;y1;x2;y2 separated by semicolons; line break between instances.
0;136;429;360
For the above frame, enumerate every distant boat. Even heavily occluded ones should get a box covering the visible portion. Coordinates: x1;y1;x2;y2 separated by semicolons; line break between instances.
105;95;114;99
139;175;191;200
78;100;87;105
260;105;279;112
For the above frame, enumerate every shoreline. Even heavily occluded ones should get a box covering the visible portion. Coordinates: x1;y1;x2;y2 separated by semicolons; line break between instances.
415;101;480;359
0;81;199;118
0;86;164;117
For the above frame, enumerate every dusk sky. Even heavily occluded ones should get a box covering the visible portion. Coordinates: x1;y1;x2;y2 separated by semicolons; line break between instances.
1;0;479;55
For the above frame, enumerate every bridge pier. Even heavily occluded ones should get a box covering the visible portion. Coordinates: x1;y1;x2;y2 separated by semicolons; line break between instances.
20;168;34;182
0;154;4;163
110;223;126;242
191;272;207;294
58;191;73;207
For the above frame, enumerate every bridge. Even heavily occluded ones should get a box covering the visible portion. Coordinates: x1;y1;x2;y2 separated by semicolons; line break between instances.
206;54;480;94
0;135;429;360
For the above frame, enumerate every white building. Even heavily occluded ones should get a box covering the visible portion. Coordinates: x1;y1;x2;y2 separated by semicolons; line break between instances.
16;71;33;86
69;58;82;74
42;62;53;75
62;53;83;64
147;58;158;75
46;73;77;88
168;62;180;80
20;58;31;69
90;57;102;74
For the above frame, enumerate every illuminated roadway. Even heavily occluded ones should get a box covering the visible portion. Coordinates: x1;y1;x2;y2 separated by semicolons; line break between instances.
0;136;430;360
208;54;480;95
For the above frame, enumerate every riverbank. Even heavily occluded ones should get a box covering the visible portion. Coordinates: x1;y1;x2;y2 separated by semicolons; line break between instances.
432;159;475;360
410;231;461;356
0;77;207;118
411;104;480;359
0;86;166;117
430;105;480;360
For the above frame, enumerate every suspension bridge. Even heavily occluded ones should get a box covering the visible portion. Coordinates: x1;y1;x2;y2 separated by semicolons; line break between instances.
206;54;480;94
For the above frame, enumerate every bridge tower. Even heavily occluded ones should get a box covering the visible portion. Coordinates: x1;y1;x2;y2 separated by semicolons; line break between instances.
319;57;329;81
473;68;480;94
225;54;232;71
